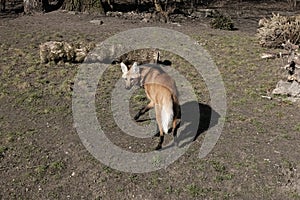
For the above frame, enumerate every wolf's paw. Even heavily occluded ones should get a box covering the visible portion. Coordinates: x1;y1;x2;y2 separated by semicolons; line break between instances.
154;144;162;151
133;114;140;121
152;132;160;138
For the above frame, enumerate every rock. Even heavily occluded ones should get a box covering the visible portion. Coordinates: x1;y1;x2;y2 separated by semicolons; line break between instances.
272;80;292;95
90;20;103;25
272;80;300;97
290;68;300;82
288;81;300;97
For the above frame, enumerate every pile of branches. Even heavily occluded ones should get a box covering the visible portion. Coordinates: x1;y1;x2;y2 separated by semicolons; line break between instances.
40;41;95;63
257;13;300;48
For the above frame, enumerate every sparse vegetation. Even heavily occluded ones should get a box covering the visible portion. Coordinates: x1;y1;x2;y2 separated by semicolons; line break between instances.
0;146;8;158
295;123;300;132
1;2;300;199
210;13;235;30
186;184;212;198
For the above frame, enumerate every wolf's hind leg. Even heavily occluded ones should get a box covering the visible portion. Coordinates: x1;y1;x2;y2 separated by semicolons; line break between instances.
134;101;154;121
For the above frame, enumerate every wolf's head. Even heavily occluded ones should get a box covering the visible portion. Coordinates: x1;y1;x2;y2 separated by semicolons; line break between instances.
120;62;141;90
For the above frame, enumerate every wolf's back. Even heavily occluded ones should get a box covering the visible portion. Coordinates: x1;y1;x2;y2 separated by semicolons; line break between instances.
141;66;178;97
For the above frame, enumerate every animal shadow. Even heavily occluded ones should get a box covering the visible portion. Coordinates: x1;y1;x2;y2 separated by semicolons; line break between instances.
164;101;221;149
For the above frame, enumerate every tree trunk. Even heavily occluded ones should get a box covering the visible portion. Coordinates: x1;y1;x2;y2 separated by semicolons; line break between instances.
23;0;48;14
62;0;105;14
153;0;175;23
1;0;5;12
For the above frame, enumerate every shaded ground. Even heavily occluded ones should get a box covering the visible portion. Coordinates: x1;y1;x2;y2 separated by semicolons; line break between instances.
1;1;300;199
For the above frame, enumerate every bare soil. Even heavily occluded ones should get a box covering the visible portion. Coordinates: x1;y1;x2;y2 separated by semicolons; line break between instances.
1;1;300;199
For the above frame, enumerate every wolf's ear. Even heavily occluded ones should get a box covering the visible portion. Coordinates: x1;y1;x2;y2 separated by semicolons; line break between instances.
132;62;139;74
121;62;128;74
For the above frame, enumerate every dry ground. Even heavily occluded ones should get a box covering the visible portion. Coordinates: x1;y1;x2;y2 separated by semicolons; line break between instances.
0;1;300;199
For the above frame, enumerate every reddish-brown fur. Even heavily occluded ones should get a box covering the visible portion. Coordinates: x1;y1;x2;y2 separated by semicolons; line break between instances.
121;62;181;150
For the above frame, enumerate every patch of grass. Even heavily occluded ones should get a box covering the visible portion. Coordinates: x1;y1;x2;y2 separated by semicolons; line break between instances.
50;160;65;171
35;165;48;176
186;184;212;198
281;159;296;171
194;161;206;171
210;160;226;173
174;187;182;196
289;191;300;199
165;185;173;194
16;90;43;105
281;133;292;140
53;32;64;40
149;174;161;187
250;119;266;134
215;173;234;182
32;160;66;178
223;192;234;200
25;129;38;135
133;94;147;102
282;98;294;105
131;89;148;107
0;146;8;157
234;161;251;169
186;184;201;197
235;114;248;122
128;174;138;183
102;166;113;173
59;79;74;98
210;160;234;182
6;131;23;143
263;101;278;110
232;96;248;106
116;187;125;192
294;123;300;132
47;191;60;199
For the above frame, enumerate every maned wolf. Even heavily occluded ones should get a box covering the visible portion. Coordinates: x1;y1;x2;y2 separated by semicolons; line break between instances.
120;62;181;150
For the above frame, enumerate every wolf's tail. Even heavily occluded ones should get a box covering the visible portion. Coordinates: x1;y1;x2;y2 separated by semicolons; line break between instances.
161;97;174;134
